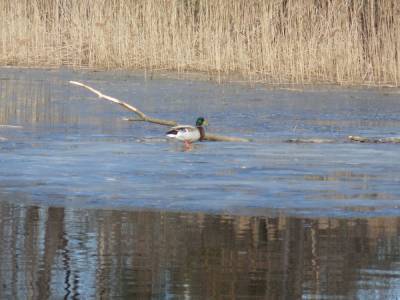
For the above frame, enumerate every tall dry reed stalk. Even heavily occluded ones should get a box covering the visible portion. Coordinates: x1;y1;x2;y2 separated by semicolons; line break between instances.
0;0;399;85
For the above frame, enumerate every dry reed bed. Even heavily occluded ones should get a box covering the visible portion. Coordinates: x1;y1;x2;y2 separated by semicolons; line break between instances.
0;0;399;85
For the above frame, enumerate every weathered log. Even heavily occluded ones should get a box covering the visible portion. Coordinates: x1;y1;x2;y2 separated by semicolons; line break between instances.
286;138;335;144
380;137;400;143
0;125;23;128
203;133;250;142
69;81;251;142
348;135;370;142
348;135;400;143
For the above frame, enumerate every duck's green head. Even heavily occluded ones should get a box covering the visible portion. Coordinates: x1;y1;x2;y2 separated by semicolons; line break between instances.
196;117;208;126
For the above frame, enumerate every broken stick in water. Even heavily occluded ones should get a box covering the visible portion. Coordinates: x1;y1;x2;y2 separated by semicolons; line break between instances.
286;138;335;144
0;125;23;129
348;135;400;143
69;81;251;142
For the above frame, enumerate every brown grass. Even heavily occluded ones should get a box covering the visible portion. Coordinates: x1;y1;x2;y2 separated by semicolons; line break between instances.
0;0;399;85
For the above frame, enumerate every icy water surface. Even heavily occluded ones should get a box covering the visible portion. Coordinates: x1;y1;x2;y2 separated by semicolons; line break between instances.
0;68;400;298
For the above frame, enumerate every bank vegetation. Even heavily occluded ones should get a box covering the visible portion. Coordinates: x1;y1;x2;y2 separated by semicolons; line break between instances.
1;0;399;85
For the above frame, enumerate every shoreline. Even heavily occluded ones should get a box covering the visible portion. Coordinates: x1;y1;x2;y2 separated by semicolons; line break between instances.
1;1;399;88
1;66;400;91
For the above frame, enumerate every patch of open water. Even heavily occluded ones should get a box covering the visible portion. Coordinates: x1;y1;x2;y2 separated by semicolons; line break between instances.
0;68;400;298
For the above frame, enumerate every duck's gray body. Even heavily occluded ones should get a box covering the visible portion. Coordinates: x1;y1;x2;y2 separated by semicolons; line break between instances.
166;117;207;144
166;125;203;142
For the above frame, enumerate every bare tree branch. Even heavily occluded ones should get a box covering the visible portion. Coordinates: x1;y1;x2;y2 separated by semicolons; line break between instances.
69;81;177;126
286;138;335;143
348;135;400;143
69;81;251;142
0;125;23;128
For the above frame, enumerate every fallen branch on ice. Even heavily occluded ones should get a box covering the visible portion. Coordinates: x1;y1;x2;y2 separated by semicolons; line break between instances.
0;125;23;128
348;135;400;143
69;81;251;142
286;138;335;143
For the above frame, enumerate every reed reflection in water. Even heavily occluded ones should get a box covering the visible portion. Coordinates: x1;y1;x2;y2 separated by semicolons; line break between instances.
0;201;400;299
0;73;120;130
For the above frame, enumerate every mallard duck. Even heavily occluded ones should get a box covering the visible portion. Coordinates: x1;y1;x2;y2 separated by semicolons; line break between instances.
166;117;208;146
